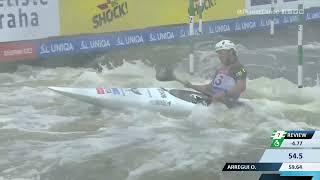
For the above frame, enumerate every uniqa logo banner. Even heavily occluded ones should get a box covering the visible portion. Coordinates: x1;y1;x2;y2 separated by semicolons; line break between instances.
0;0;60;42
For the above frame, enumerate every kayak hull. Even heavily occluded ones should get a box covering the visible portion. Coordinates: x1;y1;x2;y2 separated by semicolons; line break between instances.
48;87;200;115
48;87;250;115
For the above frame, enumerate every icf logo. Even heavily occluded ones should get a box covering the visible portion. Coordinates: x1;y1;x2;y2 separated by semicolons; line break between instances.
271;131;287;140
270;130;287;148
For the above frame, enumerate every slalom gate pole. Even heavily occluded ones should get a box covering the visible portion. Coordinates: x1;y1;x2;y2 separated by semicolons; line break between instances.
297;2;304;88
198;0;204;34
188;0;196;74
270;0;275;36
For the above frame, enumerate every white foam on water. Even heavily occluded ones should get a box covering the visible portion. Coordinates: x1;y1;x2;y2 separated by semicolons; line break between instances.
1;46;320;180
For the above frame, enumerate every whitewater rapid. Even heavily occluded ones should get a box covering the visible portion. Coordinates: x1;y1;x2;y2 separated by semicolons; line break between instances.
1;41;320;180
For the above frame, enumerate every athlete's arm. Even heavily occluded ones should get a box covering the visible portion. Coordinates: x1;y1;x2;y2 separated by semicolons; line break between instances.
226;64;247;97
188;70;219;96
188;83;212;95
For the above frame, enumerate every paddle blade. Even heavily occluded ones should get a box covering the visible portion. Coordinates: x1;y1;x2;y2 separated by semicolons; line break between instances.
155;64;176;81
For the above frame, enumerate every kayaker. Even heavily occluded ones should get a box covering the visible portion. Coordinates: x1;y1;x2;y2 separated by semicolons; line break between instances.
185;40;247;108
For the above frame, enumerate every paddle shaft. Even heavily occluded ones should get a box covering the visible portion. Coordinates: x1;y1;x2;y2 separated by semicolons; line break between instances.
155;65;214;99
174;76;213;98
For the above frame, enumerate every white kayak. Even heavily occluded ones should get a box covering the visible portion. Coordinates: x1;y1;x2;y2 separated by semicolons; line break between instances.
48;87;247;115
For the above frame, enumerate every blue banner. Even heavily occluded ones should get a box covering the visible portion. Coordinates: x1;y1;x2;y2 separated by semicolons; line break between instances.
39;35;115;57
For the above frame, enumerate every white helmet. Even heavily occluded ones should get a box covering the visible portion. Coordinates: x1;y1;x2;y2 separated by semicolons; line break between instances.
215;40;237;55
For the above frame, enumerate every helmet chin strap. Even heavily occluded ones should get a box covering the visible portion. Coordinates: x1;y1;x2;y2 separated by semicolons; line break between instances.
224;53;237;65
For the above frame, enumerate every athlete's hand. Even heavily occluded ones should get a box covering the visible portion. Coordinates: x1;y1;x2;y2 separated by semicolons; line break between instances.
212;91;226;102
184;81;192;88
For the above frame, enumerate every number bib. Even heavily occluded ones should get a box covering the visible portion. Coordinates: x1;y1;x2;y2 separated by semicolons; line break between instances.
211;73;236;93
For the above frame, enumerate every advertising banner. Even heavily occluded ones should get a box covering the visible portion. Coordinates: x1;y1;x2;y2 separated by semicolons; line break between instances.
0;0;60;42
0;42;38;62
38;7;320;58
60;0;244;36
39;35;115;57
38;25;190;57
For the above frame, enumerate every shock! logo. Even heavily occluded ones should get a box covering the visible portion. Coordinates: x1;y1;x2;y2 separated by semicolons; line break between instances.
92;0;128;29
193;0;216;15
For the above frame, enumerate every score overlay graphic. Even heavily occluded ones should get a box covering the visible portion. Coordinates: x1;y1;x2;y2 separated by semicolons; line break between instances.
222;131;320;180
